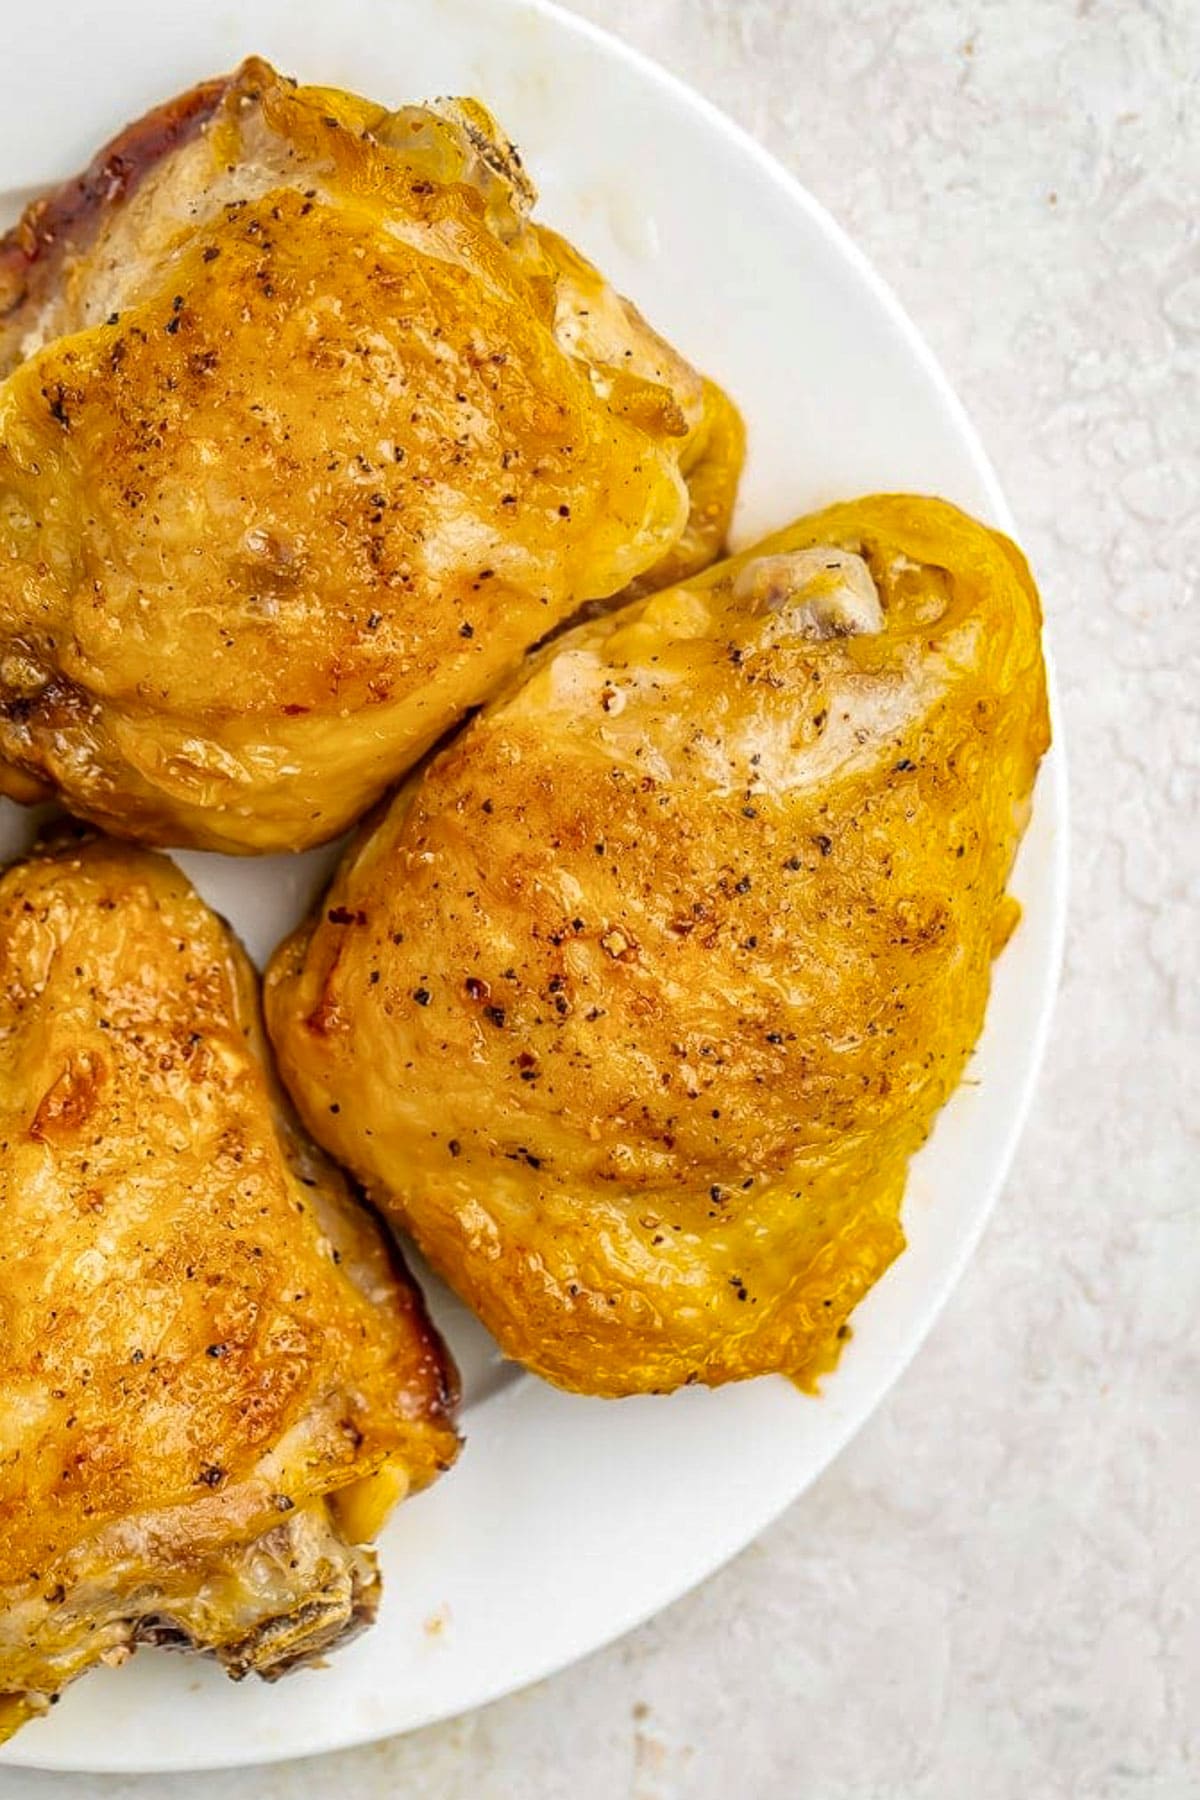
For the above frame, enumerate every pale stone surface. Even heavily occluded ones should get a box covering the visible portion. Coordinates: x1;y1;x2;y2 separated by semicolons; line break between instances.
10;1;1198;1794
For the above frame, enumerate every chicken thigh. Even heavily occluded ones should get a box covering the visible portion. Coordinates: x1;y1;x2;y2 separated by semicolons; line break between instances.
266;495;1049;1396
0;58;740;851
0;831;458;1741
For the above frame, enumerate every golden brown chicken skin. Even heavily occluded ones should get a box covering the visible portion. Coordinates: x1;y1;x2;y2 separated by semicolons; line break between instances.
0;58;741;853
0;832;458;1743
266;495;1050;1397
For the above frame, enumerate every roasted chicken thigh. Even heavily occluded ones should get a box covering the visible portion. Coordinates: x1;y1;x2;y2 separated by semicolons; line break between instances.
0;58;741;851
0;832;458;1741
267;495;1050;1396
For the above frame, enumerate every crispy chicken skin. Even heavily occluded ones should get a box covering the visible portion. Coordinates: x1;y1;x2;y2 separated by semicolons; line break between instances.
0;57;741;853
266;495;1050;1396
0;832;459;1742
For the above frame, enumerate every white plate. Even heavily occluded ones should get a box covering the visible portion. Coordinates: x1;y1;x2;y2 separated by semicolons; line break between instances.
0;0;1067;1773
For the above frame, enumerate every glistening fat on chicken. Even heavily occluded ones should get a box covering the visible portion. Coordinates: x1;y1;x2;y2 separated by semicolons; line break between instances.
0;832;459;1742
266;495;1050;1397
0;57;742;853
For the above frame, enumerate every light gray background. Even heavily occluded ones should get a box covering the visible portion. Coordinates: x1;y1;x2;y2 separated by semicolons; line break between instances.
11;0;1198;1795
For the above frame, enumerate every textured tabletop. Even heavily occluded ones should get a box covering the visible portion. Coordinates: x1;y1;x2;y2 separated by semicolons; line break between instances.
10;1;1198;1795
